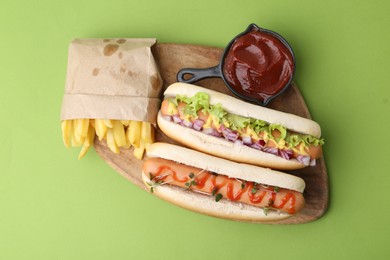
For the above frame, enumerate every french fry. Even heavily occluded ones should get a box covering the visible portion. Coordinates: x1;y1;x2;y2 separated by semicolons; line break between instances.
85;125;96;146
141;122;153;144
123;134;131;148
128;120;142;148
73;118;89;145
78;145;89;160
78;126;96;159
113;120;127;147
95;119;107;141
61;120;73;148
106;128;119;154
144;141;152;152
89;119;95;128
103;119;113;128
133;139;145;160
63;117;153;160
150;124;155;143
75;118;89;138
120;120;131;126
72;120;84;146
123;126;132;149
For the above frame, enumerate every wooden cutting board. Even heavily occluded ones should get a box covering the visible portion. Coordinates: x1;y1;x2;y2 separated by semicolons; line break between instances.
94;43;329;224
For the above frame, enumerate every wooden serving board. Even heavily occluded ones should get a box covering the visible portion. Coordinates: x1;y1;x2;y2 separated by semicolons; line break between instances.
94;43;329;224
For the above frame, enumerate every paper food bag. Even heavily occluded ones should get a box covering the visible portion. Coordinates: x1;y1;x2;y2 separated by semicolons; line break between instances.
60;38;162;124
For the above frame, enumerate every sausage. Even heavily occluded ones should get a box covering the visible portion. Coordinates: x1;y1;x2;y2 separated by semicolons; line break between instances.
160;99;322;159
143;157;305;214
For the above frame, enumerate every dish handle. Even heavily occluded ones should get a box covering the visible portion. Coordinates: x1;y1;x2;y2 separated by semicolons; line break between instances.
177;65;222;84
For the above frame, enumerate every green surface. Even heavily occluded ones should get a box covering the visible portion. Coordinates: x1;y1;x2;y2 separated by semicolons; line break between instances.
1;0;389;259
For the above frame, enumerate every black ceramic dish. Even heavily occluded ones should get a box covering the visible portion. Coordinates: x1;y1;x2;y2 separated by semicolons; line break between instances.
177;23;296;106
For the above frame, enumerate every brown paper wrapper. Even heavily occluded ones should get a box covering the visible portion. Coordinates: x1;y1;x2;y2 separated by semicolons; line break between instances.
60;38;162;124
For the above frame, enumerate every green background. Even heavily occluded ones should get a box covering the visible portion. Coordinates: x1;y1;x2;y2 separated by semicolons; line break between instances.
1;0;389;259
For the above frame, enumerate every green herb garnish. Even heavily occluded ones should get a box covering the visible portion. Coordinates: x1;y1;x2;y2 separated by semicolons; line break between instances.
147;180;164;193
215;193;223;202
251;183;259;194
147;172;164;193
185;172;197;189
211;188;223;202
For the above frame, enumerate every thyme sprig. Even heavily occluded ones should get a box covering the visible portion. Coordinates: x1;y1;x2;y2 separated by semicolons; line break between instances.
185;172;198;189
251;183;259;194
211;187;223;202
147;172;164;193
236;179;247;190
147;172;169;193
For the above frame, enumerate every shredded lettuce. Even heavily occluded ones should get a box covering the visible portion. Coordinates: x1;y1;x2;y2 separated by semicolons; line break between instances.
286;134;302;147
269;124;287;141
225;114;251;130
250;119;267;133
170;92;324;149
209;103;227;126
209;103;227;119
168;97;178;106
303;135;325;146
176;92;210;117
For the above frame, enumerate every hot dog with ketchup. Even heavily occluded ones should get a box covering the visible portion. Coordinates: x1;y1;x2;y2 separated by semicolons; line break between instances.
142;143;306;222
158;83;324;170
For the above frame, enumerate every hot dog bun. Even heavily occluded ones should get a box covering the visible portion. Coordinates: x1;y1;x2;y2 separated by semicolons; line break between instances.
142;143;306;222
158;111;304;170
158;83;323;170
164;83;321;138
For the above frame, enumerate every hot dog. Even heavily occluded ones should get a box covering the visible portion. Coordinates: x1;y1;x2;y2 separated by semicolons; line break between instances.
157;83;324;170
142;143;306;222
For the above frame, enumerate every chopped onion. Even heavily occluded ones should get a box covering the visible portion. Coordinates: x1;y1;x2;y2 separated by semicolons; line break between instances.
310;159;316;167
250;143;263;150
297;155;311;166
263;147;279;155
162;115;172;122
202;128;221;137
258;140;266;147
250;140;265;150
222;127;239;141
182;120;193;128
279;150;290;160
193;124;202;131
279;149;294;160
193;119;204;131
173;115;182;124
242;136;252;145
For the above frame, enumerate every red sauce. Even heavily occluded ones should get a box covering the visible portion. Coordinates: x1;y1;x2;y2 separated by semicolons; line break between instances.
272;192;296;214
226;182;246;201
194;172;209;189
155;165;188;182
223;27;294;103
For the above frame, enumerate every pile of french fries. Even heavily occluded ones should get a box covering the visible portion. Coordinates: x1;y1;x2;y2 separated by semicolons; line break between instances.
61;119;154;160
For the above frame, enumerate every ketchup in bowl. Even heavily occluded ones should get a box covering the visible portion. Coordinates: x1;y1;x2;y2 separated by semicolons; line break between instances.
176;24;295;106
222;25;295;105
